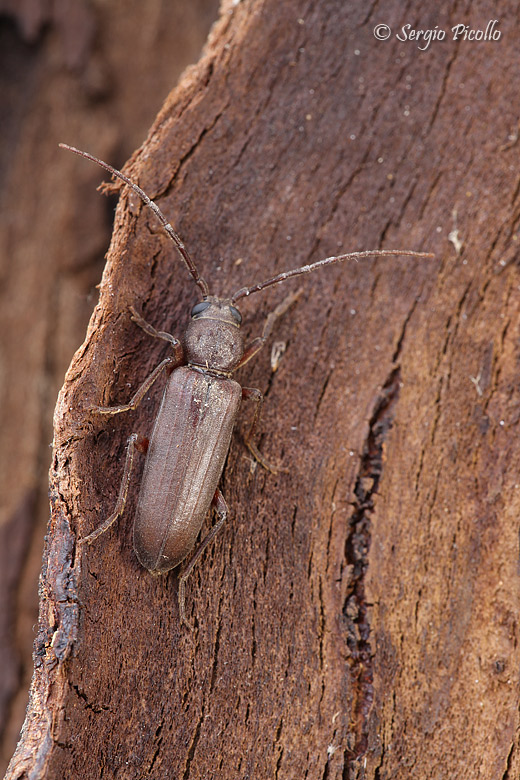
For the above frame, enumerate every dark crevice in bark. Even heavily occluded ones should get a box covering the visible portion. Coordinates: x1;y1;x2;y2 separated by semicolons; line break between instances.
342;366;402;774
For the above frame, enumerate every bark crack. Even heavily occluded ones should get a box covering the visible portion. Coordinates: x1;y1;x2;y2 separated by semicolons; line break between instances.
501;734;517;780
342;366;402;770
182;714;203;780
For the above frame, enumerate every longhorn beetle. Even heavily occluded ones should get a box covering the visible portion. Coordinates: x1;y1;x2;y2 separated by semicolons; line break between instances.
61;143;433;627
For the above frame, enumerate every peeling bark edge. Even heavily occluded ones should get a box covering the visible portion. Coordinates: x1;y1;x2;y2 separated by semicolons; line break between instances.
6;494;79;780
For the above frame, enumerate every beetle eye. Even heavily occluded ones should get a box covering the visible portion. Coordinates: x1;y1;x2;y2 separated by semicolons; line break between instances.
229;305;242;324
191;301;211;318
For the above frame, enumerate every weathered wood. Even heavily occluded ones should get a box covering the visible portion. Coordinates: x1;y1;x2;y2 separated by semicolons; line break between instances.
0;0;218;775
6;2;520;779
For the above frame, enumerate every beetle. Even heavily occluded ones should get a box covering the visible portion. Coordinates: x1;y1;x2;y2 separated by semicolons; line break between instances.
61;144;432;626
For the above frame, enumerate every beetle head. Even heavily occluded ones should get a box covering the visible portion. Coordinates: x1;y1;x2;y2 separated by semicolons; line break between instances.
184;296;244;373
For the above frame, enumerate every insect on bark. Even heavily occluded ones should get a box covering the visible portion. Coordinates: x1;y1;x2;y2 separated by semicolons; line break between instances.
61;143;433;627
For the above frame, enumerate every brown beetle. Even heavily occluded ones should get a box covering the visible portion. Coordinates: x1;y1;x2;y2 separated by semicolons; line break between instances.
61;144;432;626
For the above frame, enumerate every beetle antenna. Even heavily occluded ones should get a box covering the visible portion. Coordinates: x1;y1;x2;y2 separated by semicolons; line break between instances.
59;144;209;298
231;249;435;302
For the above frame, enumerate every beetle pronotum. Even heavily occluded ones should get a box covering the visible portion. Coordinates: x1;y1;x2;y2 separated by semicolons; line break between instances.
61;143;433;626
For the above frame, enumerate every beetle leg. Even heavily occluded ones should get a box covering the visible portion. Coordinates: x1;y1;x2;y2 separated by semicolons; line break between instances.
178;489;228;629
241;387;281;473
79;433;148;545
237;292;302;471
92;355;176;415
235;288;302;369
129;306;182;354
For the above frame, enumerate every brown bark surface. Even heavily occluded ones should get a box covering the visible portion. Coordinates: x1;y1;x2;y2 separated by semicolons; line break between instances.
0;0;218;775
4;1;520;779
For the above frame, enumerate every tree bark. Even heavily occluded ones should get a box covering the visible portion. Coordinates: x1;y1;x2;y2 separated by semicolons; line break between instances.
0;0;218;775
6;1;520;779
